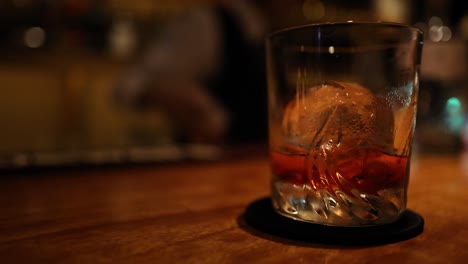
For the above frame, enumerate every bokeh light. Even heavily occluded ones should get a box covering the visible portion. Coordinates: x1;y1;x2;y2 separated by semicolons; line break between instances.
446;97;465;133
424;17;453;42
428;16;443;27
24;27;46;48
446;97;461;114
440;26;452;41
429;26;443;42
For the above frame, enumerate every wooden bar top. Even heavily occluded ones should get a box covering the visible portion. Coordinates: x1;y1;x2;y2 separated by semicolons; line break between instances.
0;150;467;263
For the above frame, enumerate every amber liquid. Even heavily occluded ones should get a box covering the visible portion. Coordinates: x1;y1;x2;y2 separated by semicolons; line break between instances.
271;146;408;194
270;145;409;225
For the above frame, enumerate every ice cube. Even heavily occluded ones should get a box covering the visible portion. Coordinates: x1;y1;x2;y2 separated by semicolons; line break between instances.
282;81;394;150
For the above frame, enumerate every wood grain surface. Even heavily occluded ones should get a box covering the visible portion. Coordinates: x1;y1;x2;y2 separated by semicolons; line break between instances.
0;151;467;263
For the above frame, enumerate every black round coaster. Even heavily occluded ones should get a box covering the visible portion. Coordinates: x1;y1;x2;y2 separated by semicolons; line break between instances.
243;197;424;246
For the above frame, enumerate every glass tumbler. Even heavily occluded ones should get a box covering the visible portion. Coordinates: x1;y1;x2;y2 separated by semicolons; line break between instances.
266;22;423;226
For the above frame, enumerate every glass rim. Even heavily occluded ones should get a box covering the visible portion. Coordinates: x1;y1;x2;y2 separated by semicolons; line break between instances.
268;21;423;40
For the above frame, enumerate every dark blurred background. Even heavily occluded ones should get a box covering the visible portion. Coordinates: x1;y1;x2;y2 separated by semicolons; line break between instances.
0;0;467;168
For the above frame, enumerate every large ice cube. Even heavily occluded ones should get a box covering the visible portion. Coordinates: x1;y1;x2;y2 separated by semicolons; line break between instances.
282;81;394;150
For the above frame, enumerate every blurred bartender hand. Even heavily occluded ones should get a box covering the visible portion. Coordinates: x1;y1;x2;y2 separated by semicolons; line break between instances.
114;0;268;145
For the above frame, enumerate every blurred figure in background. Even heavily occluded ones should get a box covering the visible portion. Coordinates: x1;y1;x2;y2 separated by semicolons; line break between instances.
114;0;269;146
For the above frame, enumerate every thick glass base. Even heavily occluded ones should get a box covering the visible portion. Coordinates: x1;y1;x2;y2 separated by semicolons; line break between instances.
272;179;406;226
